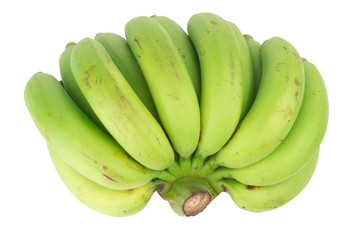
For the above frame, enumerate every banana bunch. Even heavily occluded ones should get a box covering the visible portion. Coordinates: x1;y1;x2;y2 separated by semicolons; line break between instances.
24;12;328;217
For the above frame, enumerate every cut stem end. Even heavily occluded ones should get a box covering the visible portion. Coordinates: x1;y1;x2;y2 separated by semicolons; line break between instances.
159;176;218;216
183;191;211;216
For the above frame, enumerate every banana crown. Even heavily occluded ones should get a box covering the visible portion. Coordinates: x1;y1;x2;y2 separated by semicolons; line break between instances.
25;12;328;217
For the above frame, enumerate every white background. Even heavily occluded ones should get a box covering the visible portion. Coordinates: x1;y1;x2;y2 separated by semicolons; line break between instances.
1;0;359;239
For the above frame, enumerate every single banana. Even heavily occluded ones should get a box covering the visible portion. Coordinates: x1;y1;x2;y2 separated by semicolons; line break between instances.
151;15;201;172
24;72;158;189
227;21;256;119
214;36;305;168
217;58;329;186
125;16;200;160
151;15;201;101
94;32;160;122
59;42;106;131
243;34;262;96
187;13;244;166
219;148;319;212
71;38;174;170
48;146;158;217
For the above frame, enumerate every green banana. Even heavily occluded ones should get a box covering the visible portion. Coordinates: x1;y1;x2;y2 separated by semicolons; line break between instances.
243;34;262;95
48;146;158;217
227;21;256;119
24;72;158;189
215;58;329;186
125;16;200;160
151;15;201;101
187;13;244;166
59;42;106;131
94;32;160;122
219;148;319;212
150;15;201;172
71;38;174;171
214;36;305;168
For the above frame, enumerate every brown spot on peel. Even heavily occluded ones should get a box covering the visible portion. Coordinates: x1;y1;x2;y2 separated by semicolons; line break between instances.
275;62;285;72
155;183;165;193
82;65;96;89
134;38;141;49
246;185;256;190
293;51;300;59
103;51;112;62
103;174;117;182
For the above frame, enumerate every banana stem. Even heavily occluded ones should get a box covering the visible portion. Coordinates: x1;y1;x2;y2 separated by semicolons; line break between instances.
179;155;192;175
207;178;228;194
166;160;182;177
159;176;218;216
152;178;172;194
157;169;177;182
191;152;206;172
206;167;232;183
195;157;220;178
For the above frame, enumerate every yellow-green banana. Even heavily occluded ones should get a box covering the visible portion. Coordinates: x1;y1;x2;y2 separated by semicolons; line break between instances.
243;34;262;96
187;13;244;165
48;147;158;217
59;42;106;131
151;15;201;101
94;32;160;122
71;38;174;170
24;72;158;189
125;16;200;160
227;21;256;119
218;59;329;186
214;36;305;168
150;15;202;172
219;148;319;212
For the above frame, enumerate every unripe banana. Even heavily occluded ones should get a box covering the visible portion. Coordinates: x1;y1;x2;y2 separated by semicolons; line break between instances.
151;15;201;101
125;16;200;159
227;22;256;119
187;13;244;165
59;43;106;131
220;148;319;212
215;36;305;168
150;15;202;172
24;72;157;189
243;34;262;96
48;147;157;217
221;59;329;186
94;32;160;122
71;38;174;170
